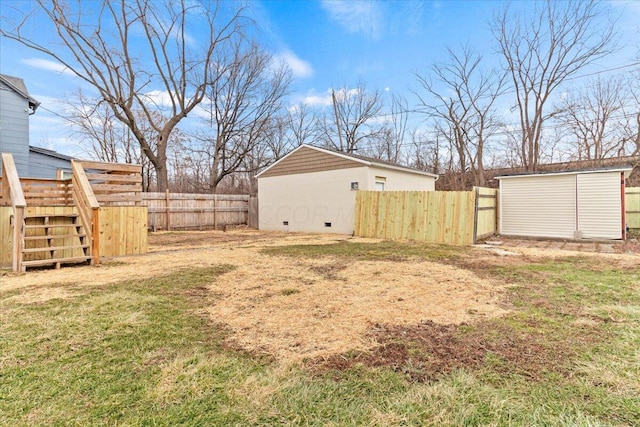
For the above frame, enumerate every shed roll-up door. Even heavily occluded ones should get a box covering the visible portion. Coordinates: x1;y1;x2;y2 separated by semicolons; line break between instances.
500;174;577;239
577;172;622;239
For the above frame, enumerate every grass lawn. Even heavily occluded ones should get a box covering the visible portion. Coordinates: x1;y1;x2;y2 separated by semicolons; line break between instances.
1;238;639;426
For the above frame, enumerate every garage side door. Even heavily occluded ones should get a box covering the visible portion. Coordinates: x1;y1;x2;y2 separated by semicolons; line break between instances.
500;175;576;239
577;172;622;239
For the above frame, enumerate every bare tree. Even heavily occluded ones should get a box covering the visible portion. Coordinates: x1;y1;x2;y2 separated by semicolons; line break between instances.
1;0;246;191
621;68;640;156
555;77;627;160
65;90;135;164
287;102;317;147
64;91;186;190
492;0;617;171
366;94;409;163
188;41;291;193
410;129;440;174
415;45;505;187
321;82;385;153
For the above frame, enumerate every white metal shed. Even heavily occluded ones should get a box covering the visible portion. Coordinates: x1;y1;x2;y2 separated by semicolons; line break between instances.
496;167;632;240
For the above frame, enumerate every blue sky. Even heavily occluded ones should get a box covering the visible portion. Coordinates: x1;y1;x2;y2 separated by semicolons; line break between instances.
1;0;639;158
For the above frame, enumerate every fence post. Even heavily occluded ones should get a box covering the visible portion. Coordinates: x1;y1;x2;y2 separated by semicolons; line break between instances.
213;194;217;230
472;187;479;244
165;189;171;231
248;196;259;229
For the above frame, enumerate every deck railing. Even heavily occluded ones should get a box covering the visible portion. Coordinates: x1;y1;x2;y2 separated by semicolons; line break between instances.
1;153;27;272
71;160;101;265
21;177;73;206
79;160;142;206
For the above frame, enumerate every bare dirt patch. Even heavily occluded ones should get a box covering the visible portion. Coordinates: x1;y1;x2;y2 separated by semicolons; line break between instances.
308;318;604;382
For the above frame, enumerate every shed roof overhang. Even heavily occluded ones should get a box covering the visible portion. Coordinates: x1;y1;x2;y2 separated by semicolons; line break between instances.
495;166;633;180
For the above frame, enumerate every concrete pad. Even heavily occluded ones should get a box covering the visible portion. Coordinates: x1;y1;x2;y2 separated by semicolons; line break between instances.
597;243;617;253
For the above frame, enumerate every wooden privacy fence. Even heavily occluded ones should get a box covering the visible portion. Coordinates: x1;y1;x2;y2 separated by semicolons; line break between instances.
627;187;640;230
354;187;498;245
143;191;252;231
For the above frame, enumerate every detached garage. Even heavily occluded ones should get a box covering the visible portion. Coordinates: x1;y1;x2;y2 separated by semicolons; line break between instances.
257;144;438;234
497;167;632;240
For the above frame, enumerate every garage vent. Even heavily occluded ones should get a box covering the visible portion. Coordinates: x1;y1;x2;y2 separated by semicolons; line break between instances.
324;222;332;227
283;221;289;226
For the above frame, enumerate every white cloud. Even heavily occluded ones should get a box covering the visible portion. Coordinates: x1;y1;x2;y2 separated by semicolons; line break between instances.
321;0;383;39
21;58;76;77
273;50;314;79
141;90;175;109
302;93;333;107
302;87;361;107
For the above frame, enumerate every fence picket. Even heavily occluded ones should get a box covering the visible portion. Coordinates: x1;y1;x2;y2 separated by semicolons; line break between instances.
354;189;498;245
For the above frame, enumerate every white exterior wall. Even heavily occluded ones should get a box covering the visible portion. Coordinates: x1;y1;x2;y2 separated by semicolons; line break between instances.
258;166;437;234
500;174;577;239
576;172;622;239
366;166;436;191
258;167;370;234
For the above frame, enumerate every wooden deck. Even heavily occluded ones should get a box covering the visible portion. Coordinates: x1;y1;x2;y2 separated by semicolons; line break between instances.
1;154;147;271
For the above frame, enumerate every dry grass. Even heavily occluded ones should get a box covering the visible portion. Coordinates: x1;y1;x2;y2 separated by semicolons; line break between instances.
2;229;637;365
1;230;506;364
207;254;506;362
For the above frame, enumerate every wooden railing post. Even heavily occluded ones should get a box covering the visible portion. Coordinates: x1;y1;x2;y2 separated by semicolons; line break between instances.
71;160;101;265
1;153;27;272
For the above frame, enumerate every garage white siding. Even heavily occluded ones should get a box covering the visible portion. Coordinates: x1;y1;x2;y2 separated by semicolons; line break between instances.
258;167;370;234
500;174;577;239
577;172;622;239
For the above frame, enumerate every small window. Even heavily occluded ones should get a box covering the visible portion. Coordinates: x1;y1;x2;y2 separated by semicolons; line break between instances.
375;176;386;191
57;169;73;180
324;222;332;227
283;221;289;226
351;182;359;190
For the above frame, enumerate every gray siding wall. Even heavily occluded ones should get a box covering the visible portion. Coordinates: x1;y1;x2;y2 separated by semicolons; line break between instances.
0;81;30;176
28;151;72;179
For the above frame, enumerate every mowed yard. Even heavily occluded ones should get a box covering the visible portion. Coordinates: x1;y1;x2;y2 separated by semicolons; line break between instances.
1;229;639;426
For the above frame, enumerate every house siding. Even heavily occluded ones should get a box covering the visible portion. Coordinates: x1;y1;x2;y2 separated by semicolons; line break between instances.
367;166;436;191
259;146;362;178
0;81;30;176
259;167;370;234
28;150;72;179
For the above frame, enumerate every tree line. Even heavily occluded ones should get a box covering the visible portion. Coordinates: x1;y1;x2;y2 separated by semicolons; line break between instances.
2;0;638;193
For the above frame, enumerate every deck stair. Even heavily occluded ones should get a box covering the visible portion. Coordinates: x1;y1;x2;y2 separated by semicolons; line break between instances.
20;211;92;269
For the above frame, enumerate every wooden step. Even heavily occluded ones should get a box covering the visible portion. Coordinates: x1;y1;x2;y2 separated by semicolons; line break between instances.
22;256;92;268
24;223;83;230
25;213;79;219
24;233;87;241
23;244;90;254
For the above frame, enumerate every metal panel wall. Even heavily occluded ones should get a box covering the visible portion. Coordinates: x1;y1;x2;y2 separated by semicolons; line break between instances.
576;172;622;239
500;174;577;239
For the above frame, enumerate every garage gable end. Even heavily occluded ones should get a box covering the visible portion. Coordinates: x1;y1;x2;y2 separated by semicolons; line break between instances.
258;146;363;178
